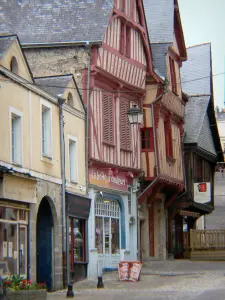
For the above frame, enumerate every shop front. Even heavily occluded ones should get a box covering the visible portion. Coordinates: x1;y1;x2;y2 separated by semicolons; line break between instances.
88;166;135;276
66;192;91;282
0;173;36;278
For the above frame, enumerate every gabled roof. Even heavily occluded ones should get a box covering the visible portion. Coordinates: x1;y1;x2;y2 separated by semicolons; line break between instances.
181;43;211;96
35;75;73;98
182;43;223;161
0;0;114;45
34;74;85;111
0;34;34;82
0;35;16;58
143;0;186;78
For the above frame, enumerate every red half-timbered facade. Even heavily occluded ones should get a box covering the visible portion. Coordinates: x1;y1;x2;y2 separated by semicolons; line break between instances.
138;0;188;261
83;0;158;274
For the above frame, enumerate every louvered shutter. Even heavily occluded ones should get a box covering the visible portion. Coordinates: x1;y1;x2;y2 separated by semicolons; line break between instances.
120;99;131;150
103;93;114;144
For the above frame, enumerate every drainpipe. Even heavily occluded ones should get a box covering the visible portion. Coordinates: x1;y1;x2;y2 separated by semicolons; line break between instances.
85;42;91;193
58;97;67;286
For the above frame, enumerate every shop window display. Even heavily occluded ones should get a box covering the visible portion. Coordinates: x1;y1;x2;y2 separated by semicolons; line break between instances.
0;206;28;277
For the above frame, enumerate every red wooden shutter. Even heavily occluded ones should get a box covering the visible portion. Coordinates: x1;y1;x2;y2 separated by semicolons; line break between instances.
103;93;114;145
120;99;131;150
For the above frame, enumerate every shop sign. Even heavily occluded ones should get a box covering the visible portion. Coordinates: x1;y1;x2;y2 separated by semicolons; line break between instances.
1;174;36;204
194;182;211;204
89;167;128;191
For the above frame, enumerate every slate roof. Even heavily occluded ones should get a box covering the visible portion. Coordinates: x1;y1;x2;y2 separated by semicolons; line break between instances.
0;35;16;58
143;0;174;44
143;0;174;78
34;75;73;97
181;43;211;96
183;95;216;156
0;0;114;45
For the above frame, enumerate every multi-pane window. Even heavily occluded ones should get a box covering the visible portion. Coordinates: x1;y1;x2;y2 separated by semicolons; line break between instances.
42;105;52;157
11;114;22;165
120;99;131;150
164;118;173;158
69;139;77;183
141;128;154;151
95;198;120;255
169;57;177;94
102;93;114;145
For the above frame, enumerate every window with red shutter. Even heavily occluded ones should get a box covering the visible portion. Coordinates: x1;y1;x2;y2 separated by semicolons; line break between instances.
164;118;173;158
102;93;114;145
120;99;131;150
169;57;177;94
125;26;131;58
141;128;154;152
120;22;125;55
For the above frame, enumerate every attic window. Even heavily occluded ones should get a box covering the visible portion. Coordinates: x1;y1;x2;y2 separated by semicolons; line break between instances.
10;56;18;74
67;92;73;106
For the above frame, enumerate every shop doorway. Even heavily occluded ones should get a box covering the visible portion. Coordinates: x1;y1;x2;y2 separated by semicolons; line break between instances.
95;198;120;270
36;197;53;290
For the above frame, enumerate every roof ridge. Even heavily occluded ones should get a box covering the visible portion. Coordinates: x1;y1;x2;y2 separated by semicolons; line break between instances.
187;42;211;49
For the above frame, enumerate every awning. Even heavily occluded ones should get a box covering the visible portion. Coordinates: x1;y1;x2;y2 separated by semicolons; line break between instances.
179;210;200;218
66;192;91;219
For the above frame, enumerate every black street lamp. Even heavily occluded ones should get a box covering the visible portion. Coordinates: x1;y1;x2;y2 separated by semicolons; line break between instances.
127;104;143;125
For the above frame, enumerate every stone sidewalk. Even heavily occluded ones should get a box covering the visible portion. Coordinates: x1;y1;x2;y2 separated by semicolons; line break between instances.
47;260;225;299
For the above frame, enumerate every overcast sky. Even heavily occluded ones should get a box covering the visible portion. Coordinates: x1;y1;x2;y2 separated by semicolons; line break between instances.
179;0;225;109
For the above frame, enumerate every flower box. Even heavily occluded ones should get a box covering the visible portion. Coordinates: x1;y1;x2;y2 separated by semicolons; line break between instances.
6;289;47;300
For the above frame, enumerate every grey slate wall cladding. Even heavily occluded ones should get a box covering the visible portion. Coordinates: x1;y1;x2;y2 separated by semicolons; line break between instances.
184;96;210;144
198;110;217;156
151;43;171;78
181;43;211;96
0;0;113;44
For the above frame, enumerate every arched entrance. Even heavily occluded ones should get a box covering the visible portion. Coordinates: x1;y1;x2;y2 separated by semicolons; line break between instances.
36;197;53;290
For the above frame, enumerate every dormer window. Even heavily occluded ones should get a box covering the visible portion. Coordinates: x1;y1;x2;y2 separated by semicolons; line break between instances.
10;56;18;74
67;92;73;106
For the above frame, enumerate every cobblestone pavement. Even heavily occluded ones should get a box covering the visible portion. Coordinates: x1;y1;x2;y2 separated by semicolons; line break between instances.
48;261;225;300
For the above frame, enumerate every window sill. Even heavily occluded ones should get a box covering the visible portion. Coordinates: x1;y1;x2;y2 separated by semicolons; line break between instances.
70;180;78;185
120;147;132;153
141;149;154;152
12;162;22;168
166;156;176;164
103;141;116;148
41;154;53;164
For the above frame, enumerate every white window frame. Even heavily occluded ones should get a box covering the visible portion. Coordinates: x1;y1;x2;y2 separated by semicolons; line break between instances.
68;135;78;183
40;99;52;159
9;107;23;166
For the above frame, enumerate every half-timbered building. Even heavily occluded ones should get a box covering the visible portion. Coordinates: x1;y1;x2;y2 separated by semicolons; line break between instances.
170;43;223;258
139;0;187;260
0;0;160;278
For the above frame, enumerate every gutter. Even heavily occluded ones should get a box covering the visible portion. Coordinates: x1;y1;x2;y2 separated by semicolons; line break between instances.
58;97;67;286
21;40;102;49
137;89;168;204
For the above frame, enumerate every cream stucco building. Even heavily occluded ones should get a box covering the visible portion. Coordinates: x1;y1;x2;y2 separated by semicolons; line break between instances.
0;35;89;290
